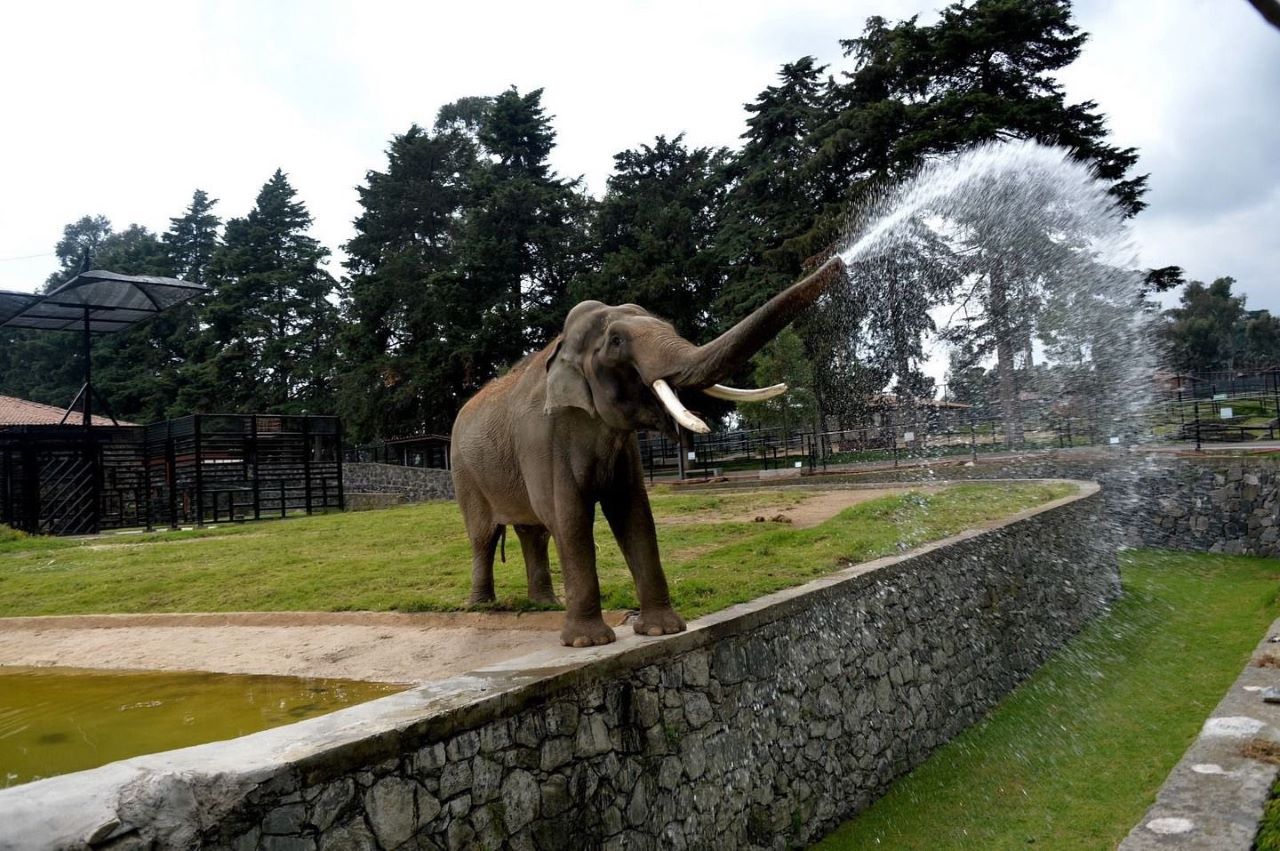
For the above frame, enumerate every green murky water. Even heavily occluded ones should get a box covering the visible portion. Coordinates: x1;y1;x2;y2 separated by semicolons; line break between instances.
0;666;404;788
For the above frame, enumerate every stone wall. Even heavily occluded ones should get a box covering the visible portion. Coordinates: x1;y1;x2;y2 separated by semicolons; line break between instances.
0;483;1114;850
344;462;454;503
798;448;1280;558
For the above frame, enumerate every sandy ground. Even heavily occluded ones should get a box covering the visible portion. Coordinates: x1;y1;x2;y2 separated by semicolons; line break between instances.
0;611;630;685
0;486;938;684
732;485;942;527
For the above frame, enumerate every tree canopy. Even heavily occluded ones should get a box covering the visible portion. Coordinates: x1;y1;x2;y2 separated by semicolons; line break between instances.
3;0;1204;447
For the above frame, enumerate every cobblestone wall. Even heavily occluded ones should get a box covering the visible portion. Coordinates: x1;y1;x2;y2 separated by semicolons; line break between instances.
203;485;1109;851
0;482;1108;851
344;462;455;503
824;449;1280;557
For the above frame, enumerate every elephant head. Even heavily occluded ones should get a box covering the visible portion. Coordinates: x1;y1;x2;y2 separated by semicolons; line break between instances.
544;256;845;433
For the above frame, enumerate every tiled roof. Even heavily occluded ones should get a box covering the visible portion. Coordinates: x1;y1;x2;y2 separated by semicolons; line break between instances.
0;394;134;427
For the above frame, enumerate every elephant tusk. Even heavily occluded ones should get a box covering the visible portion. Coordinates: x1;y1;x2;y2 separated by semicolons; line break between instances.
702;383;788;402
652;379;711;434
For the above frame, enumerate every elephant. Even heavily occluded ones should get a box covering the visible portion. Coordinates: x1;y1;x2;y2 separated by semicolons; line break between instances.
449;255;845;647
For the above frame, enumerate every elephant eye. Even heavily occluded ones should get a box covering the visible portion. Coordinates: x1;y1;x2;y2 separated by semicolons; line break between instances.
609;335;622;348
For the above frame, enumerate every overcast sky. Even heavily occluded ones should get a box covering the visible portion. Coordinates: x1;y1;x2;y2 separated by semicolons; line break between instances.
1;0;1276;317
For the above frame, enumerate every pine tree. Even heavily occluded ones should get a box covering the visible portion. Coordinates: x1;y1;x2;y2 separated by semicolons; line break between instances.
461;87;593;363
340;118;484;440
181;171;337;414
806;0;1149;445
575;134;729;341
164;190;221;285
713;58;829;324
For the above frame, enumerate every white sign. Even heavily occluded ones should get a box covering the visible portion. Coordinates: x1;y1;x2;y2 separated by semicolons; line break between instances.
1213;393;1228;401
1220;407;1234;419
687;451;696;461
903;431;915;442
794;461;802;468
1109;436;1120;445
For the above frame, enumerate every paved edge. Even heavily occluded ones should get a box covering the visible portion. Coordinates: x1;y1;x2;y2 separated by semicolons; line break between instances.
1119;618;1280;850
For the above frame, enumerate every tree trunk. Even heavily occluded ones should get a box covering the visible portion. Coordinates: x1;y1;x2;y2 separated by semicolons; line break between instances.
991;274;1024;448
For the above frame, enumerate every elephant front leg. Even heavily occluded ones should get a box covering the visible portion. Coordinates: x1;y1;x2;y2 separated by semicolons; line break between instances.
601;454;686;638
553;498;616;648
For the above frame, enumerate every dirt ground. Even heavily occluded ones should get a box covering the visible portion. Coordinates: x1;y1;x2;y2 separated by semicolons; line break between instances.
0;611;631;685
732;486;943;527
0;487;936;684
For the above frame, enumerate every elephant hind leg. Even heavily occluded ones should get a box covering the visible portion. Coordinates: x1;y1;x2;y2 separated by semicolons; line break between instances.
457;474;502;605
466;524;504;605
513;524;557;606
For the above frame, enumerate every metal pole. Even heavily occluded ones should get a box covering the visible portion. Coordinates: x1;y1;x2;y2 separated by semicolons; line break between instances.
336;419;345;512
251;414;261;520
166;420;177;529
82;307;92;430
143;428;153;532
1194;401;1202;451
194;414;204;526
302;417;313;515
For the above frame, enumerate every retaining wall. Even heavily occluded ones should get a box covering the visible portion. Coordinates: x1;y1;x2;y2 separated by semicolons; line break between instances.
343;462;455;503
804;448;1280;558
0;482;1114;850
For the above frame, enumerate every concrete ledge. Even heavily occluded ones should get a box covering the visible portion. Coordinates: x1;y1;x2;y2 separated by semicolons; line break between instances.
1120;619;1280;850
0;480;1114;851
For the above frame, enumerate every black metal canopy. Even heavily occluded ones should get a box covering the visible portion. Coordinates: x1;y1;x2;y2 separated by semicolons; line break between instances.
0;270;207;429
0;270;207;334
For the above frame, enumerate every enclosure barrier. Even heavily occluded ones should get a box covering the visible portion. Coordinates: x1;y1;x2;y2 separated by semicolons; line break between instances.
0;414;343;535
0;481;1113;850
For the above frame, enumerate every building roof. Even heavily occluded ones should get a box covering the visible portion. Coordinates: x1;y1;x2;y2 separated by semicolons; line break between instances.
0;394;134;427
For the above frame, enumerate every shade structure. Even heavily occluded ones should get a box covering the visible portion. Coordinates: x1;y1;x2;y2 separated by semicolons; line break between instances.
0;269;207;430
0;270;207;333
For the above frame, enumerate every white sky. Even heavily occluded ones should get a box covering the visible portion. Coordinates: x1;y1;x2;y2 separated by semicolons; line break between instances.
1;0;1276;324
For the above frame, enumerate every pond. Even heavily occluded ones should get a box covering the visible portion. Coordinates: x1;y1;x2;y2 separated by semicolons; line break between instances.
0;666;404;788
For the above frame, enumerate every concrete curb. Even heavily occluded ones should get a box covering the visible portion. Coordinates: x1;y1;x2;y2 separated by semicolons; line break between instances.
1120;619;1280;850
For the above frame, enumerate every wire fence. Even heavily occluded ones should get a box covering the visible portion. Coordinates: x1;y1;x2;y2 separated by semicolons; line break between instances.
341;369;1280;480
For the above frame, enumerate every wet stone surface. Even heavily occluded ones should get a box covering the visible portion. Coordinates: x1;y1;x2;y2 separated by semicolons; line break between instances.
201;491;1114;851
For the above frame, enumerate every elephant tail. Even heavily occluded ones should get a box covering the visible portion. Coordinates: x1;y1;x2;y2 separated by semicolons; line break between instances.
499;526;506;563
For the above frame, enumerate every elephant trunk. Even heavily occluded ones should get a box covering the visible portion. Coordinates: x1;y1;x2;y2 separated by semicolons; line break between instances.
669;256;845;388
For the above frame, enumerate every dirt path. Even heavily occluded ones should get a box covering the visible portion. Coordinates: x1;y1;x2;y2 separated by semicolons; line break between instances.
0;611;629;684
732;486;943;528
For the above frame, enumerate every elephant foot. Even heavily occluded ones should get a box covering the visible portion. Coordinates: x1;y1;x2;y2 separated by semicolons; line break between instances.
561;618;616;648
467;590;496;606
529;589;561;607
633;607;686;638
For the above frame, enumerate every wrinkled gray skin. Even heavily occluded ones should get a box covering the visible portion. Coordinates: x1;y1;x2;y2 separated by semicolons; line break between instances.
450;257;845;647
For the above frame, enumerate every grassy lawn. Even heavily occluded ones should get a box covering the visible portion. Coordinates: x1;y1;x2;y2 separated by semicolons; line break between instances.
0;482;1070;618
814;550;1280;851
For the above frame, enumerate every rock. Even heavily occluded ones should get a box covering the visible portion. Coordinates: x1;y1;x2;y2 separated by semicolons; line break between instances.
261;802;306;835
684;693;715;729
364;777;416;849
575;714;612;758
310;779;355;833
501;770;541;833
319;817;378;851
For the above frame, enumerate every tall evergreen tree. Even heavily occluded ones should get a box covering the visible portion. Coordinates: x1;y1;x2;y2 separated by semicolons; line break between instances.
713;57;828;323
340;120;480;439
164;190;221;285
575;134;729;341
460;87;593;365
808;0;1148;445
181;170;337;414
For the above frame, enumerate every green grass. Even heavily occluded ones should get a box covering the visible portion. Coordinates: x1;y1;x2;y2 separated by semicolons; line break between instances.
814;550;1280;851
1260;777;1280;851
0;482;1071;618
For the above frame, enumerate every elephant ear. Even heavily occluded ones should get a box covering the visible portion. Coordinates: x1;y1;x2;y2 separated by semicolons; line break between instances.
545;337;596;416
